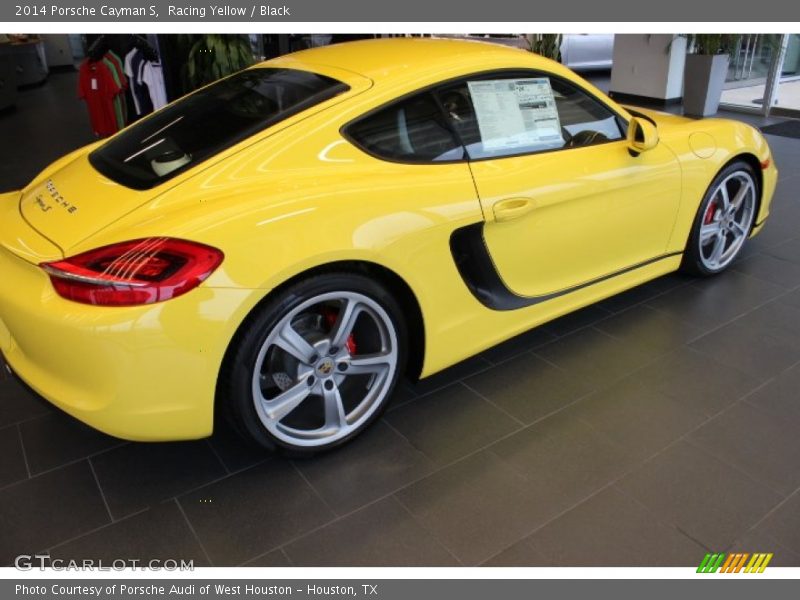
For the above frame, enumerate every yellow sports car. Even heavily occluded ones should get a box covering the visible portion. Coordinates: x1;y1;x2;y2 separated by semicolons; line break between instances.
0;38;777;453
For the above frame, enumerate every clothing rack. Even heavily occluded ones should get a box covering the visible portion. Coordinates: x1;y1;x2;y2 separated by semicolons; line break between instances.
87;35;109;62
132;35;159;63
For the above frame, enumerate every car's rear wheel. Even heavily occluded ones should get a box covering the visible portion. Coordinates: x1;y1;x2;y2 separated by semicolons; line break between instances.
220;273;406;455
682;161;758;276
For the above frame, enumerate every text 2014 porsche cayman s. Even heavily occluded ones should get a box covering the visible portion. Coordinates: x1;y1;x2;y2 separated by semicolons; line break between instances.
0;39;777;453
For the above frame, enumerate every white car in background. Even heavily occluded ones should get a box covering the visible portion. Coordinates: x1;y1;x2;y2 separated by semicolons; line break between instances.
438;34;614;71
560;34;615;71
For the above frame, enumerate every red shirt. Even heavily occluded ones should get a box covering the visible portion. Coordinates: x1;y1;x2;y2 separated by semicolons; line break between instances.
78;59;122;137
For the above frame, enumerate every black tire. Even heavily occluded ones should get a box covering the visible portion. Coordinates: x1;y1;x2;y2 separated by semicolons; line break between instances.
681;160;759;277
218;272;407;456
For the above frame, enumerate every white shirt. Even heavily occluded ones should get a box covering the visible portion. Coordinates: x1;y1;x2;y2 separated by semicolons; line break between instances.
141;61;167;110
123;48;142;114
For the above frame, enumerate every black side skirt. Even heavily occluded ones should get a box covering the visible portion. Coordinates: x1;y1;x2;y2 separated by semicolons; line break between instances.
449;222;682;311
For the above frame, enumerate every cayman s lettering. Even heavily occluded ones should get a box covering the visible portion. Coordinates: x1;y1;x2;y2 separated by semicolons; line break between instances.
33;195;52;213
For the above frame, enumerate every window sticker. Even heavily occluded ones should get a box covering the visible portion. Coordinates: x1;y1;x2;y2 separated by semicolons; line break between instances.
467;78;563;151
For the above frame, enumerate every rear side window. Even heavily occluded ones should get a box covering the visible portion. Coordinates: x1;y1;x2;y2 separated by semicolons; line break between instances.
345;93;464;162
90;68;349;190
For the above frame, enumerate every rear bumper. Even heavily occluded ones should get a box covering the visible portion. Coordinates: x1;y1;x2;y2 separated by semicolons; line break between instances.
0;244;253;441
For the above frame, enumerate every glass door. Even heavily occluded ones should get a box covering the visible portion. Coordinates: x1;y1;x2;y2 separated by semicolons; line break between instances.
720;34;800;117
773;34;800;113
720;34;780;111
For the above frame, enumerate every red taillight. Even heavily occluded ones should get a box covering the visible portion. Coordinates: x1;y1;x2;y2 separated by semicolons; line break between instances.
40;238;224;306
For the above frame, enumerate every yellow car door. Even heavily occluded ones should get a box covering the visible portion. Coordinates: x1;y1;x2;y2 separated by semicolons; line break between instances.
441;72;682;305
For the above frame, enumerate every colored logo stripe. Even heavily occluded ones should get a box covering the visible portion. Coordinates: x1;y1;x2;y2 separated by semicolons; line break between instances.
697;553;773;573
721;553;749;573
746;553;773;573
697;553;726;573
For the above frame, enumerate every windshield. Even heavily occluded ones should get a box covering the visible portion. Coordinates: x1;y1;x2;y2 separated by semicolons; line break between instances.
89;68;349;190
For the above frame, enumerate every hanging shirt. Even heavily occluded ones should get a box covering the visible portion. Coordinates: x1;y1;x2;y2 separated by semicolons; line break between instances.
102;56;126;131
124;47;154;116
105;50;129;126
77;58;121;137
141;61;168;110
106;50;126;83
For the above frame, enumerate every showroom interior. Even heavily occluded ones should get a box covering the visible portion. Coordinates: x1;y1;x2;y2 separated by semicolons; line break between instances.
1;32;800;568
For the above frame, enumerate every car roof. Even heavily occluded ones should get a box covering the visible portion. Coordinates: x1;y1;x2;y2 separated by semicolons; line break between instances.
257;37;631;123
262;37;556;83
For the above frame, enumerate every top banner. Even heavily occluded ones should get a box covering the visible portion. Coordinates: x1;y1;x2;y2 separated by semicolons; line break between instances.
3;0;799;23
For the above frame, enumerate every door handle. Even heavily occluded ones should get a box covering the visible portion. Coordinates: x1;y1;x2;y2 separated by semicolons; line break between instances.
492;197;536;222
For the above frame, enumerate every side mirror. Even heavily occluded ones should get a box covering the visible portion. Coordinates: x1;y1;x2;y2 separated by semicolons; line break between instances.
627;117;659;156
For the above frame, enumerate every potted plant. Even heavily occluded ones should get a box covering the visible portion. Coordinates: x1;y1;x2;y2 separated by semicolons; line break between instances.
683;34;740;117
526;34;563;61
175;34;254;94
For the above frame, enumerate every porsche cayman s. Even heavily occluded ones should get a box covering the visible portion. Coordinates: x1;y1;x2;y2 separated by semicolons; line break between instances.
0;38;777;453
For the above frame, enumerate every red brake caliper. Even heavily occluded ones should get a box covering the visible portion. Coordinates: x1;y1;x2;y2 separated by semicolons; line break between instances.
704;200;717;225
322;309;357;354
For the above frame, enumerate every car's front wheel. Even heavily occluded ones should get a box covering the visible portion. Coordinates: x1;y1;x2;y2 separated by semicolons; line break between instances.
682;161;758;276
220;273;407;455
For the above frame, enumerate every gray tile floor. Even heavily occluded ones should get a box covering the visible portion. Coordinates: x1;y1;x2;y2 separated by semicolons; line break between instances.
2;70;800;568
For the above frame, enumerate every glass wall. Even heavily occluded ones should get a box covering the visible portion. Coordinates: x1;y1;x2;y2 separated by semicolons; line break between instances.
775;34;800;111
720;34;800;115
720;35;780;110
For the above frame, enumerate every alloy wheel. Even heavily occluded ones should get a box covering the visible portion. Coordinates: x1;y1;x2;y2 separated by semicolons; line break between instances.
698;170;756;271
250;291;398;448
